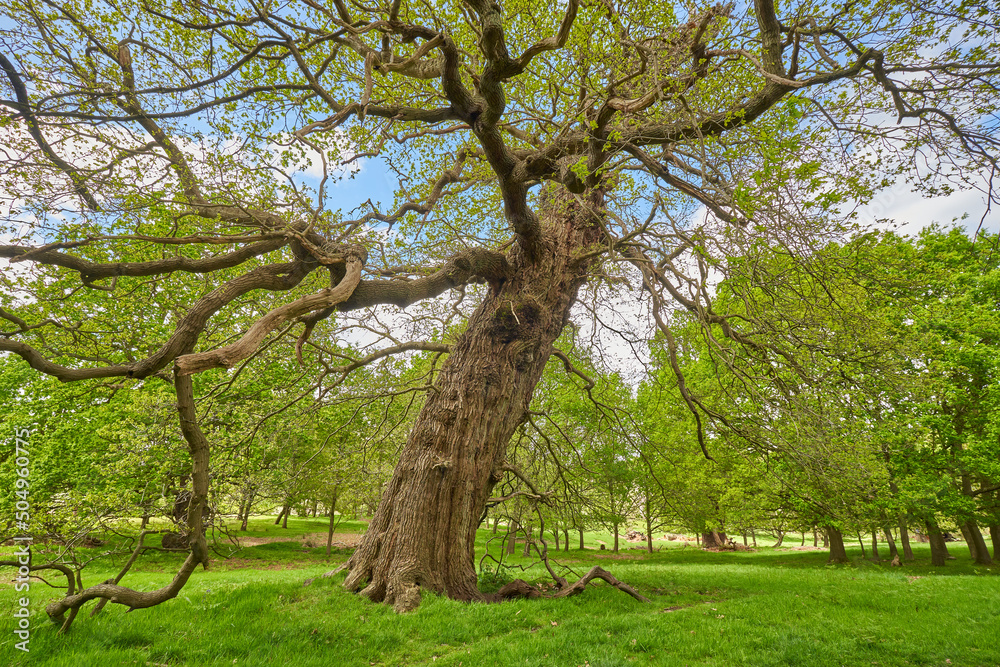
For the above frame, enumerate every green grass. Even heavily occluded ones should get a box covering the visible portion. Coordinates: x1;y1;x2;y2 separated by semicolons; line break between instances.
2;519;997;666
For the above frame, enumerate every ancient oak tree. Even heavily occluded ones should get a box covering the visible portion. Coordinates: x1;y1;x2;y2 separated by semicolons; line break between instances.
1;0;997;617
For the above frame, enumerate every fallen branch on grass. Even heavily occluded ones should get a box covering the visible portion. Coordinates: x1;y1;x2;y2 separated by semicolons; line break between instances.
491;565;651;603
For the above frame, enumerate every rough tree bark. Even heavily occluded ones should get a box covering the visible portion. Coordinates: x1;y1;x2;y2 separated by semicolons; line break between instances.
826;527;849;564
343;192;603;611
701;531;729;548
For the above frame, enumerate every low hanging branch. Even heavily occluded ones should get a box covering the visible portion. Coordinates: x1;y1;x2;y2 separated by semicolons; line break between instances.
39;372;212;631
44;553;203;630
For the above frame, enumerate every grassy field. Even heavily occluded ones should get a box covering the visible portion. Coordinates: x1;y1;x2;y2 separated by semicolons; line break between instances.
2;517;997;666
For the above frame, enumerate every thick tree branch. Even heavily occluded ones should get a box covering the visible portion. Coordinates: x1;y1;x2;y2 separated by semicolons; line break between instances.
2;260;315;382
176;256;364;375
301;247;510;324
0;237;288;281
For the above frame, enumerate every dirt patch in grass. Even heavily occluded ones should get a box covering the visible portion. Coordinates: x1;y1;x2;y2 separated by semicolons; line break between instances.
217;558;318;570
235;532;363;549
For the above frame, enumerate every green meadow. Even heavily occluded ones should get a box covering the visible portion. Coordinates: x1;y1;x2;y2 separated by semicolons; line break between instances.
2;518;997;667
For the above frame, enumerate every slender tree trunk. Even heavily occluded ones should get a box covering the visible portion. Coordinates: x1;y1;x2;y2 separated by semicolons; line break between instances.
326;488;339;557
343;197;603;611
613;522;620;554
926;520;949;566
857;532;867;559
800;532;806;546
275;503;290;526
695;533;700;546
552;525;559;551
882;525;899;562
990;524;1000;561
899;520;914;560
492;516;499;534
563;527;569;552
578;527;584;550
826;527;849;564
505;523;516;556
812;529;817;547
645;505;654;554
240;487;255;531
959;520;992;564
870;527;881;562
751;529;757;547
522;525;533;557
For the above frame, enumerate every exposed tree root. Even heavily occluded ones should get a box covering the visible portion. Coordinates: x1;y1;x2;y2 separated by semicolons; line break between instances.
491;565;650;603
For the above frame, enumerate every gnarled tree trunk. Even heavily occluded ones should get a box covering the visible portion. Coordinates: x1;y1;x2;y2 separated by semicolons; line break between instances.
701;531;728;548
343;193;602;611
